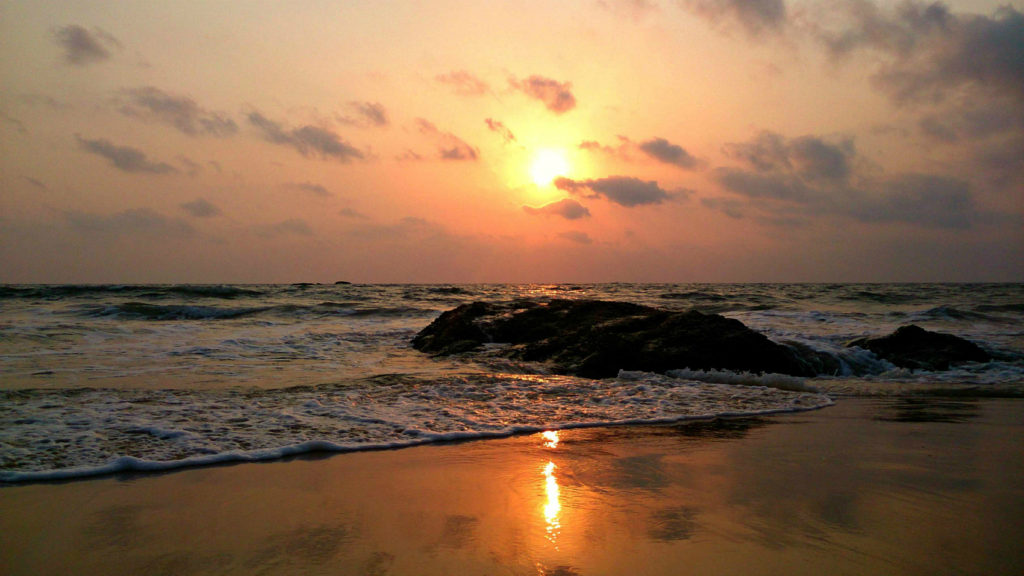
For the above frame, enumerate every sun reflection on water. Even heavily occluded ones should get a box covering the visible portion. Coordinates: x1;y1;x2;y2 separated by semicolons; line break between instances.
543;460;561;545
542;430;560;449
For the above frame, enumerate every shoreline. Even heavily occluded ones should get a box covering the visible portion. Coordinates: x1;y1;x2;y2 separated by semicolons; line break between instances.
2;397;1022;575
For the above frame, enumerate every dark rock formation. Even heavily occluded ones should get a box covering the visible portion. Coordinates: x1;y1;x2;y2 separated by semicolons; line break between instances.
413;299;818;378
846;324;990;371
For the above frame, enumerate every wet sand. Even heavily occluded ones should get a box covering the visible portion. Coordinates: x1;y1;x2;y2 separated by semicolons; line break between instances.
2;398;1022;575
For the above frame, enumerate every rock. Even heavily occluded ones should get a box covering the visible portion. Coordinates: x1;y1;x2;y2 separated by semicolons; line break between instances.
413;299;816;378
846;324;990;371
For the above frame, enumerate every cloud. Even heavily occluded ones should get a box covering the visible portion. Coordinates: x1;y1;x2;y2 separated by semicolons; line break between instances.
119;87;238;137
180;198;222;218
485;118;517;144
247;111;364;162
598;0;659;20
340;101;390;127
53;25;120;66
285;181;332;196
558;231;593;244
510;75;577;114
722;131;854;183
76;135;177;174
254;219;314;238
523;198;591;220
555;176;682;207
581;135;705;169
415;119;478;161
339;207;367;219
816;3;1024;105
66;208;194;237
713;130;979;229
679;0;788;37
638;137;703;169
436;71;490;96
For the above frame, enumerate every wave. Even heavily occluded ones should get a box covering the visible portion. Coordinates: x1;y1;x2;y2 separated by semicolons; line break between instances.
0;284;266;300
77;301;435;321
0;373;831;483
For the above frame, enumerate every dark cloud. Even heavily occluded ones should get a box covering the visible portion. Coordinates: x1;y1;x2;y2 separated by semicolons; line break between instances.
75;135;177;174
248;112;364;162
285;181;331;196
66;208;194;237
511;76;577;114
918;103;1023;143
485;118;517;144
713;130;979;229
53;25;120;66
254;219;314;238
340;101;390;127
817;3;1024;104
523;198;591;220
680;0;788;36
559;231;593;244
555;176;682;207
180;198;222;218
119;87;238;137
436;71;490;97
722;131;854;183
638;137;703;169
415;119;478;161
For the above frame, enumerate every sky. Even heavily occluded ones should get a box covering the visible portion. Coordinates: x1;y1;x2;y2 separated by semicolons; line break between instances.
1;0;1022;283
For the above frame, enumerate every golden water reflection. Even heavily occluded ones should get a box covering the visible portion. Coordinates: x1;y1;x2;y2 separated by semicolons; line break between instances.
541;430;560;449
542;460;561;545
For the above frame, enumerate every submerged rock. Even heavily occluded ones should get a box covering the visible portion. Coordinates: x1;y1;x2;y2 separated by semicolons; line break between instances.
845;324;990;371
413;299;817;378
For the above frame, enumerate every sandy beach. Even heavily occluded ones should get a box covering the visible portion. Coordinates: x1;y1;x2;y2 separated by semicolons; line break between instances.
2;397;1021;575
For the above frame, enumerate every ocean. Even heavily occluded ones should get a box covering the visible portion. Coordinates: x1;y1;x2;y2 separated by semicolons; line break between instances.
2;283;1021;482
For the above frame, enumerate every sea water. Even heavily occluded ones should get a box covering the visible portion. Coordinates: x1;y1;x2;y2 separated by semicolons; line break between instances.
1;283;1021;482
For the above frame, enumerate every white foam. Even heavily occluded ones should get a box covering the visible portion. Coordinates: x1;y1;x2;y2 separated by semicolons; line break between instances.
0;373;833;483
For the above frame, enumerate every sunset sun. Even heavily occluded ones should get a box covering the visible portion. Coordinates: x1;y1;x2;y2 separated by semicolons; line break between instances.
530;148;570;187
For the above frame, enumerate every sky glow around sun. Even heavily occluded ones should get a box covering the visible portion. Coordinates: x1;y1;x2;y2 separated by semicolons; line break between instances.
0;0;1021;283
530;149;571;187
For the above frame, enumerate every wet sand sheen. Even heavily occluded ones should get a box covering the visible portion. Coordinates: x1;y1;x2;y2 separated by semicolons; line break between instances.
2;398;1022;575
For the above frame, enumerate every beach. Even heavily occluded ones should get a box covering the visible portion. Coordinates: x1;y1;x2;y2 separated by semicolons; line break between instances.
3;397;1021;575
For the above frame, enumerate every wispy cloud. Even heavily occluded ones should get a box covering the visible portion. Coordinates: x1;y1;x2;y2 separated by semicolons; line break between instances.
284;181;332;197
510;75;577;114
76;135;177;174
339;101;390;127
254;219;314;238
248;111;364;162
53;25;121;66
180;198;222;218
66;208;194;236
485;118;517;144
436;70;491;96
558;230;593;244
581;135;704;169
523;198;591;220
416;119;478;161
119;87;238;137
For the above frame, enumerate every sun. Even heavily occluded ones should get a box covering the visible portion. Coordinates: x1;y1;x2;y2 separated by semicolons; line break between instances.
530;148;571;187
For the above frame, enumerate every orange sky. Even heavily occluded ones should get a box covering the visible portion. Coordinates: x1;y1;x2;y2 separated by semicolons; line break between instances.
1;0;1021;282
